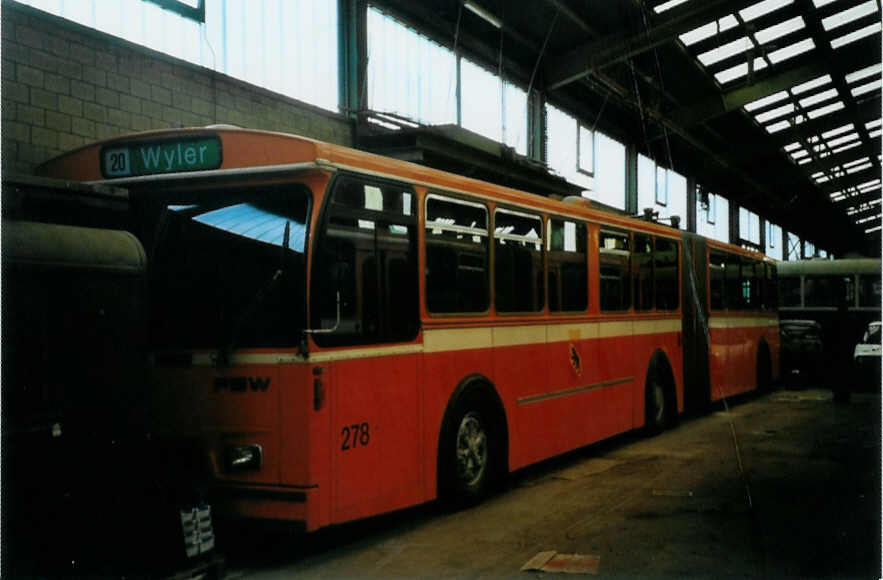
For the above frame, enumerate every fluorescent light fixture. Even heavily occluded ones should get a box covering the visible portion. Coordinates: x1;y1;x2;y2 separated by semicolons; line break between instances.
799;88;839;108
822;0;878;31
698;36;751;66
769;38;815;63
654;0;690;13
831;141;863;154
843;157;871;168
827;131;859;147
792;74;832;94
463;1;502;28
740;0;793;22
745;90;789;111
831;23;880;49
847;162;873;174
715;58;767;83
821;123;855;139
756;16;805;44
755;103;795;124
807;100;844;119
680;15;739;46
846;63;882;84
851;80;879;97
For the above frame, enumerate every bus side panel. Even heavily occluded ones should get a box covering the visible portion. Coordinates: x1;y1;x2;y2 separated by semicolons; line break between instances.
329;353;422;524
631;323;685;423
708;319;728;400
278;363;330;529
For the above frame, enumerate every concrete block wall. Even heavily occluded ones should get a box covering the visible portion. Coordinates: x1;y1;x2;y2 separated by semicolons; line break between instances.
1;0;353;177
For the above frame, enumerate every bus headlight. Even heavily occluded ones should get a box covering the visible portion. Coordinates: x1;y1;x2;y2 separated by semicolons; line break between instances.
225;444;262;472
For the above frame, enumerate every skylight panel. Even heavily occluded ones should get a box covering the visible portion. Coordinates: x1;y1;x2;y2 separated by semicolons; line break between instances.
870;128;882;138
791;149;809;159
654;0;690;13
715;58;768;84
821;0;878;31
806;100;844;119
857;179;882;190
851;80;879;97
845;63;882;84
766;119;793;133
792;74;832;94
756;16;806;44
866;118;882;129
798;88;839;108
745;90;789;111
821;123;854;139
831;23;880;49
768;38;815;63
698;36;751;66
813;0;841;7
679;16;739;46
784;141;802;151
865;225;881;233
755;102;795;123
740;0;793;23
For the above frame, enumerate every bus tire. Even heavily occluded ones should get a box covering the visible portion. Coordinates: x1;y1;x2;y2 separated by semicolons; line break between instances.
644;353;676;435
438;382;506;505
756;340;772;392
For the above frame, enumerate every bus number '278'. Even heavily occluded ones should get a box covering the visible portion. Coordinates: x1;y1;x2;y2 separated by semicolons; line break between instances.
341;423;371;451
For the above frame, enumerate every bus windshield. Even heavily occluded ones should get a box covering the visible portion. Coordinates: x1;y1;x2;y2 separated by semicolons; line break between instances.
146;184;310;350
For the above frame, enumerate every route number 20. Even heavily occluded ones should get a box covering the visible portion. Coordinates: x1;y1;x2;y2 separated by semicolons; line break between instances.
341;422;370;450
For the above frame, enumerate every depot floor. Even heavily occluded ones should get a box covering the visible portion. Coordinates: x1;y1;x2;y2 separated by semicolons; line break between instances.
220;386;881;579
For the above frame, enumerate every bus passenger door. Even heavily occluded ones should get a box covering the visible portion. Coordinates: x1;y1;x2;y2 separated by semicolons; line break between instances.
309;175;422;524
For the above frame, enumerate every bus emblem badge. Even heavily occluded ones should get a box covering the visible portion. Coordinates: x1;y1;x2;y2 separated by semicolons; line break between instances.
569;344;582;376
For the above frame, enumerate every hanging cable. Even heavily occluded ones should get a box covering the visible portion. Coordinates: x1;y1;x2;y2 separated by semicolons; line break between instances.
526;5;560;156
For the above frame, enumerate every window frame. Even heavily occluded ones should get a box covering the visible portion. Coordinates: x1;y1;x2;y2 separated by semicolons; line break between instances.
546;215;589;314
493;206;545;314
423;192;491;316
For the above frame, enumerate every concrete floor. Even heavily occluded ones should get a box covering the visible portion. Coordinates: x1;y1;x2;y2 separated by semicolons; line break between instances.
221;388;881;579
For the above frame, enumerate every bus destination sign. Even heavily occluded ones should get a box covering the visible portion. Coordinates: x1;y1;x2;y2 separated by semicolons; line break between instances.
101;136;222;178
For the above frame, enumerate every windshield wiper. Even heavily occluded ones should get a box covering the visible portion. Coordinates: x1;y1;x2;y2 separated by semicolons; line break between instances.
216;220;291;367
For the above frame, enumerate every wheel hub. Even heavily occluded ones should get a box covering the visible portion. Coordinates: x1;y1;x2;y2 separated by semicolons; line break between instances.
456;412;488;486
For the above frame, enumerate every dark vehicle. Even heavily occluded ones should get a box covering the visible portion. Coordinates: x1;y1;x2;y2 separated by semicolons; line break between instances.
2;179;220;577
780;319;823;387
853;321;881;389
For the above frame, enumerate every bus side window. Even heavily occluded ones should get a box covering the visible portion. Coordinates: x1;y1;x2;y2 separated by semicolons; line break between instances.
311;176;418;346
599;230;631;312
494;209;544;313
725;253;742;310
425;195;489;314
709;251;726;310
741;258;759;310
548;218;588;312
655;237;679;311
778;275;801;307
633;233;654;311
859;273;881;308
764;263;778;310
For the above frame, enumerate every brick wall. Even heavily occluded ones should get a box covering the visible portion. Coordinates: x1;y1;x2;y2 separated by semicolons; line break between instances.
1;0;354;176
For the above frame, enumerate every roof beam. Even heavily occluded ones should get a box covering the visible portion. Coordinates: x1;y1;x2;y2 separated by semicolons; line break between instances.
667;35;879;127
545;0;756;90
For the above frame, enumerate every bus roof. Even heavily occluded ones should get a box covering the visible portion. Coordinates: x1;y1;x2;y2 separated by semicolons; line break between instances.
35;126;769;259
777;258;881;276
3;220;146;273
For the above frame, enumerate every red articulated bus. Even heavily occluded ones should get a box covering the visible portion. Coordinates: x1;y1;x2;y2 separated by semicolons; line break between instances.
36;127;779;532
